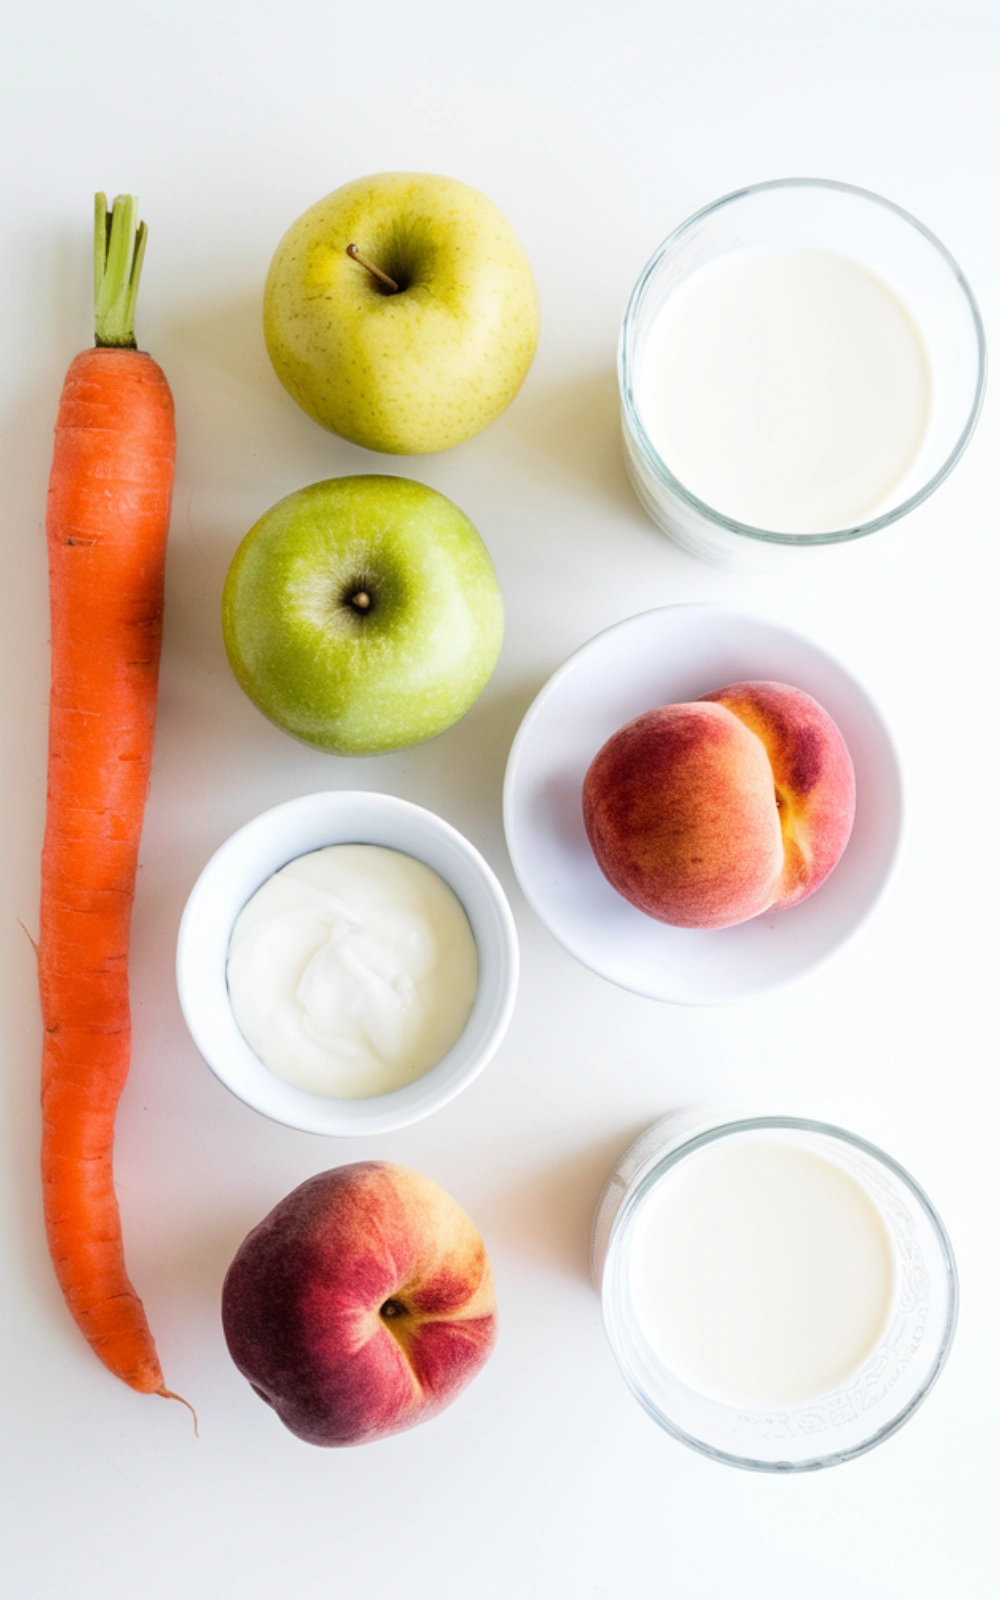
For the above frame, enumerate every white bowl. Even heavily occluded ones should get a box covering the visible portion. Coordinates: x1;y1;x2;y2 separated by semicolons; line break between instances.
503;605;902;1005
176;791;519;1134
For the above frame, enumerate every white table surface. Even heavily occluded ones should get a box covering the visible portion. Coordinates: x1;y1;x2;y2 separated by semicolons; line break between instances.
2;3;998;1595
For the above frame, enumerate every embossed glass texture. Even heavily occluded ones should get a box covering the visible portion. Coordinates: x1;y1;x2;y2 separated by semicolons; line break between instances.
596;1116;958;1471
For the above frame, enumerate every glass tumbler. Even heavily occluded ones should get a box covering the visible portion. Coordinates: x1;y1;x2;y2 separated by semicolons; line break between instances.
592;1112;958;1471
619;179;985;570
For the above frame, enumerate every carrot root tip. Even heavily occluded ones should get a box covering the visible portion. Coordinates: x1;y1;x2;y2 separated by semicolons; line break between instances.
157;1386;199;1437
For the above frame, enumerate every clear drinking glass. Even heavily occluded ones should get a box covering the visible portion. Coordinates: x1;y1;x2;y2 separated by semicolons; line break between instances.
619;179;986;569
592;1113;958;1471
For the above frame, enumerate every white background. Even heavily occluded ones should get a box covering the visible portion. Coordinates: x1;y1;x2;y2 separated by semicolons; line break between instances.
2;2;998;1595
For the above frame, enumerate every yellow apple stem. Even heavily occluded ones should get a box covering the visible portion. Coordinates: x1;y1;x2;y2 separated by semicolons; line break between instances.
346;243;400;294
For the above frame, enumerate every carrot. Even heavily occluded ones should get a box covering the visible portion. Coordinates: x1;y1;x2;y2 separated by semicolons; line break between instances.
39;194;179;1402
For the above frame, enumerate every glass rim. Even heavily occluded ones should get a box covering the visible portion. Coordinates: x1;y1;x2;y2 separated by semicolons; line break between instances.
601;1115;959;1472
618;177;987;547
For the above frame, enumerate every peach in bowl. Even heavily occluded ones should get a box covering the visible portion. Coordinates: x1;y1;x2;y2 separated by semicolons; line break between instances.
503;605;901;1005
583;680;856;929
176;791;519;1135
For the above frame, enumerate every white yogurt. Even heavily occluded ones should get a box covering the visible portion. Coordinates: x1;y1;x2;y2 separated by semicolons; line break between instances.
637;248;932;533
628;1136;897;1409
226;844;478;1099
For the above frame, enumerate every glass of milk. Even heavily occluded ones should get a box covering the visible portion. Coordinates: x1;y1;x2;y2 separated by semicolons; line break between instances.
592;1113;957;1470
619;179;985;569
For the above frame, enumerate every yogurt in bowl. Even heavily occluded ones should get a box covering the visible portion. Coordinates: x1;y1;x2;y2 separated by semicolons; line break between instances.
176;792;518;1135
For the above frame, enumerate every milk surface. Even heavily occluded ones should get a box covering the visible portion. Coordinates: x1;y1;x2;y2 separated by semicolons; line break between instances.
227;844;478;1099
628;1136;897;1408
637;248;931;534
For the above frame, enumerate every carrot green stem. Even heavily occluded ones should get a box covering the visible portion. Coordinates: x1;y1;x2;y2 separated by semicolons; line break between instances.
94;192;148;348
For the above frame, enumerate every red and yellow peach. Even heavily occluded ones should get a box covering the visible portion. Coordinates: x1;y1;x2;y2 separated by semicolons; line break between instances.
222;1162;497;1447
582;681;855;929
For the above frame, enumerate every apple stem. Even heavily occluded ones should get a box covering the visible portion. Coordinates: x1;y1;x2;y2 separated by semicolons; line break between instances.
346;244;400;294
350;590;372;611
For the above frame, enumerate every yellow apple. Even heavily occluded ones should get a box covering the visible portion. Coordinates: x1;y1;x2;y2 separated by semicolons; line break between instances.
263;172;540;455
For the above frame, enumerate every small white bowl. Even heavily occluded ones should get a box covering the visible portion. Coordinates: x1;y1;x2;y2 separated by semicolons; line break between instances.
503;605;902;1005
176;791;519;1135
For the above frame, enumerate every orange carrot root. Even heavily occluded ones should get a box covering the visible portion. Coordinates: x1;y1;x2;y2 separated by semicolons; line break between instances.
39;195;177;1401
158;1388;200;1436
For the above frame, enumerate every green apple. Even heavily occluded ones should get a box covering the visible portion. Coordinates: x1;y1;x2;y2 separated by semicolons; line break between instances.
222;475;503;755
263;173;540;455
